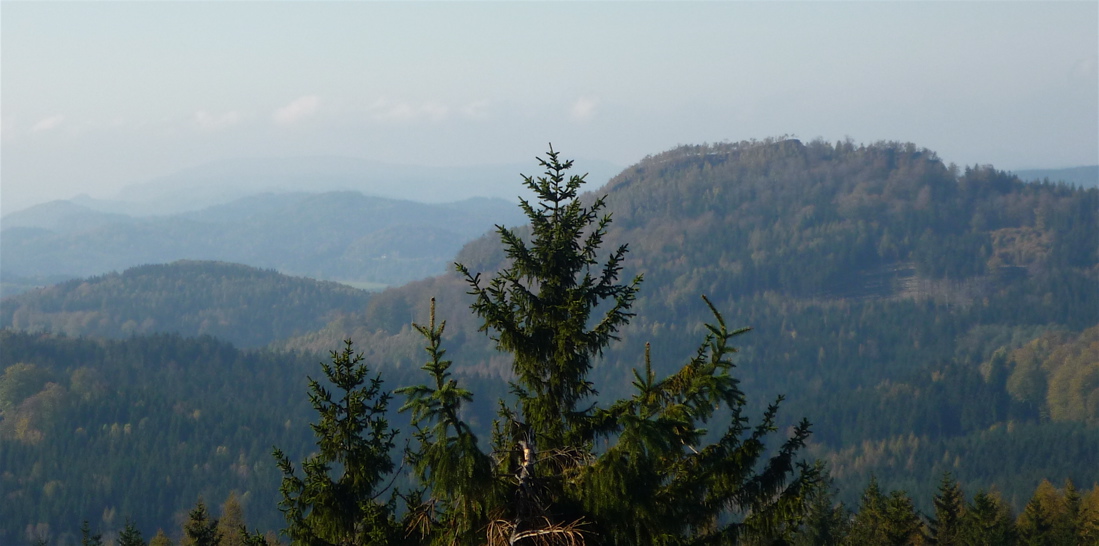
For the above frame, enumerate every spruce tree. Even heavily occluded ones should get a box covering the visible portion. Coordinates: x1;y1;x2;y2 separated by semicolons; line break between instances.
927;472;965;545
848;476;888;545
1018;484;1055;546
183;501;221;546
273;339;401;546
403;146;821;545
118;519;147;546
80;520;104;546
793;476;850;545
881;491;921;546
961;490;1016;546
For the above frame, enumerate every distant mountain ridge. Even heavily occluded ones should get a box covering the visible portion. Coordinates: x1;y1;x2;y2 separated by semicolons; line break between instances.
34;155;623;217
1;191;528;296
1012;165;1098;188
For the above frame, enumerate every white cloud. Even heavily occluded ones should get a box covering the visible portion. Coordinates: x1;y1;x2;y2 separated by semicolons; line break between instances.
273;95;321;125
1070;56;1098;81
31;114;66;132
368;98;449;123
461;99;491;120
195;110;242;131
569;97;598;123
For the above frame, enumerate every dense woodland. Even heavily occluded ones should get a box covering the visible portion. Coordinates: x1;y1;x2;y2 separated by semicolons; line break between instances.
1;139;1096;544
0;261;374;348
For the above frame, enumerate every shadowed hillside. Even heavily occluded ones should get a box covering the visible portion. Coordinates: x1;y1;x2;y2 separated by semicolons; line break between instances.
0;261;374;348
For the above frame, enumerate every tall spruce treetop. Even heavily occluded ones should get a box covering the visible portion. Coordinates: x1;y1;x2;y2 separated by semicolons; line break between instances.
273;340;401;546
455;145;640;451
400;146;821;546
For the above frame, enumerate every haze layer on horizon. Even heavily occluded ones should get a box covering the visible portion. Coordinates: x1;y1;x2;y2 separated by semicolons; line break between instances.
2;1;1097;215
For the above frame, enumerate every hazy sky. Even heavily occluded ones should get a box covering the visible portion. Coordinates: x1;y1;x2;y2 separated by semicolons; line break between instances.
3;1;1097;215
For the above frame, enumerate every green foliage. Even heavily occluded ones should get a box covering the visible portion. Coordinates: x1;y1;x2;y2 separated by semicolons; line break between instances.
847;477;889;545
793;480;850;546
0;330;334;543
119;519;147;546
396;299;494;546
455;146;642;451
149;529;175;546
183;500;221;546
0;362;54;411
404;147;821;545
961;490;1016;546
927;473;964;545
273;340;401;545
218;492;246;546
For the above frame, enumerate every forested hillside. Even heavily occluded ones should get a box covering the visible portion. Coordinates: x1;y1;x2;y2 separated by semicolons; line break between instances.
0;261;373;348
285;139;1098;508
1;325;502;544
1;139;1096;543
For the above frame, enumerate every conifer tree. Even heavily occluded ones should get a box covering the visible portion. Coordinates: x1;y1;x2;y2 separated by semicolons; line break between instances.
793;477;850;546
80;520;104;546
927;472;965;545
1053;481;1082;546
881;491;921;546
183;501;221;546
218;492;246;546
149;529;174;546
1018;482;1056;546
960;490;1016;546
273;339;401;545
847;477;888;545
118;519;147;546
403;146;821;545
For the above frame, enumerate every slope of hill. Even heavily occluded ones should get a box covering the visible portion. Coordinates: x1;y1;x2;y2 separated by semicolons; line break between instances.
0;191;527;292
283;139;1099;506
0;261;373;348
0;330;390;543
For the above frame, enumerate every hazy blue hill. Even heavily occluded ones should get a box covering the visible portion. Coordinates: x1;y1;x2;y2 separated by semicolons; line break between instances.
0;199;135;233
1013;165;1098;188
0;191;527;290
96;155;623;216
0;260;374;348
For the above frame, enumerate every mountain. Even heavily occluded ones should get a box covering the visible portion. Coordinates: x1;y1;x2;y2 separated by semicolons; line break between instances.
1;139;1095;538
282;139;1099;507
60;155;623;217
0;260;374;348
0;200;136;234
0;192;528;293
1013;165;1099;189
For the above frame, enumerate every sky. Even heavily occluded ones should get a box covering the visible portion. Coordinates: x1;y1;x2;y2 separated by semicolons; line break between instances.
2;1;1097;215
